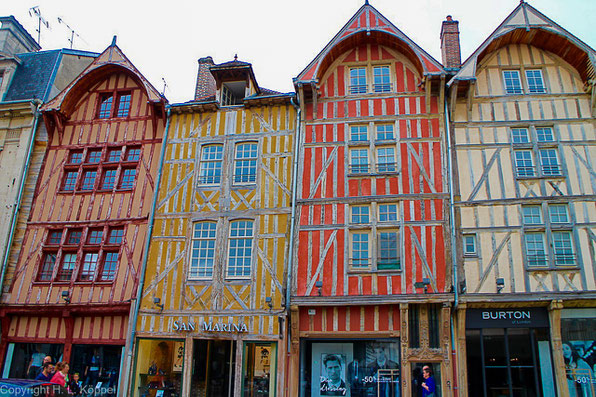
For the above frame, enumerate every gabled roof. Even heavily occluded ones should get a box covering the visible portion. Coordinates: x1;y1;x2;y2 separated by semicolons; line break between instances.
295;1;444;85
449;1;596;85
42;40;166;115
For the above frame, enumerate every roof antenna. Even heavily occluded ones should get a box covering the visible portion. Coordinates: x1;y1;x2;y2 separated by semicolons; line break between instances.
111;35;117;46
57;17;84;49
28;6;50;45
234;53;238;61
161;78;168;96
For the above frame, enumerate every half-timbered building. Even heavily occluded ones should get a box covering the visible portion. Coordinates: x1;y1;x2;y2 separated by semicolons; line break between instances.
0;40;167;393
448;2;596;396
291;3;454;396
129;56;296;396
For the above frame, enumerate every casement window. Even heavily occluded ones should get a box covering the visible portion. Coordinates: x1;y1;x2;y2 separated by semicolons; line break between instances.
536;127;554;142
503;70;523;94
377;230;400;270
233;143;258;184
511;128;530;144
373;66;391;92
189;222;217;279
97;90;132;119
350;232;370;269
525;70;546;94
463;234;478;256
512;127;561;178
350;149;369;174
376;147;396;172
350;125;368;142
351;206;370;223
349;67;367;94
61;145;140;193
227;220;254;278
514;151;536;177
521;204;575;268
36;226;124;283
539;149;561;176
221;82;244;106
379;204;398;222
376;124;394;140
198;145;224;185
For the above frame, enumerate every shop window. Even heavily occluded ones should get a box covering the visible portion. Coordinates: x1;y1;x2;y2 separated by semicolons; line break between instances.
198;144;224;185
70;345;121;394
2;343;63;379
376;147;396;172
349;67;367;94
189;222;217;279
227;220;253;278
233;142;258;184
379;204;398;222
134;339;184;397
243;342;277;397
373;65;391;92
191;339;234;397
349;149;369;174
463;234;478;256
350;231;370;270
377;230;399;270
561;315;596;396
376;124;394;140
350;125;368;142
525;70;546;94
300;339;400;397
350;205;370;224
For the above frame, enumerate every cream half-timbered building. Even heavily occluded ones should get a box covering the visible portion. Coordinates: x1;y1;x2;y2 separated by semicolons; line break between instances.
448;3;596;396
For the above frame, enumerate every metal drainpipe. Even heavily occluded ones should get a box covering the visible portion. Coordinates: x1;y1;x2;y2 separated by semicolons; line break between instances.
122;106;171;395
445;95;460;396
0;100;41;301
285;93;301;396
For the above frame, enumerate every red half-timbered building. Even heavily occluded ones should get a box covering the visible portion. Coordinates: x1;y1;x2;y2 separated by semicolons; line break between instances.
290;3;453;396
0;41;166;393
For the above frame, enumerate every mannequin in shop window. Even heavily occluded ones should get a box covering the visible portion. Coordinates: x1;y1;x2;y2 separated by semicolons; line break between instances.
367;344;399;397
84;348;102;387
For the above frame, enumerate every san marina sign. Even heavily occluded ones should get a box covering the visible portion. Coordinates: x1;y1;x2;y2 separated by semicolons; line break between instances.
172;320;248;333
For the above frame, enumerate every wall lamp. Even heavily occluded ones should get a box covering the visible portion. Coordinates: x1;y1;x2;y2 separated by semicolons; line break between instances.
61;290;70;304
265;297;273;310
315;281;323;296
422;278;431;293
496;278;505;294
153;297;164;310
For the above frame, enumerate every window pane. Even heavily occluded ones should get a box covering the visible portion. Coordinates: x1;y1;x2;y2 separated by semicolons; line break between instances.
67;230;82;245
86;150;102;163
376;124;394;140
503;70;522;94
227;221;253;277
190;222;217;279
350;149;368;173
108;228;124;244
126;147;141;162
199;145;224;184
373;66;391;92
87;229;103;245
511;128;529;144
100;252;118;281
116;93;131;117
539;149;560;176
63;171;78;191
549;205;569;224
98;94;113;119
525;233;547;266
47;231;63;245
379;204;398;222
39;253;56;281
522;206;543;225
525;70;546;94
463;235;477;255
120;169;136;189
351;206;370;223
234;143;258;183
553;231;574;265
107;149;121;162
350;68;366;94
351;233;369;268
515;151;535;177
69;151;83;164
350;125;367;141
80;253;98;281
536;127;554;142
81;171;97;191
377;147;396;172
378;231;399;269
101;169;117;190
57;253;76;281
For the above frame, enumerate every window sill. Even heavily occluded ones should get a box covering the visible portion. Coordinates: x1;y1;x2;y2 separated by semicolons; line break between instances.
58;188;133;194
231;183;257;189
347;140;370;147
347;172;399;178
515;175;565;180
32;280;115;285
463;254;478;258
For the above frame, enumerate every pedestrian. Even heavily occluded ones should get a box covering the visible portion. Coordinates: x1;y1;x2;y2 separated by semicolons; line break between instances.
421;365;436;397
68;372;82;396
50;362;69;387
34;362;54;382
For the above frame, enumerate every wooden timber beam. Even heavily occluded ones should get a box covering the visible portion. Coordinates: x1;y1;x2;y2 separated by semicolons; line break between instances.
449;81;458;121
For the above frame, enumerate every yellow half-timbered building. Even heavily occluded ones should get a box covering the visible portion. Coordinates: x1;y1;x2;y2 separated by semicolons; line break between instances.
129;57;297;396
448;3;596;396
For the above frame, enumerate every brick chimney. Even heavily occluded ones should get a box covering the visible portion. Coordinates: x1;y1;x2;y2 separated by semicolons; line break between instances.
440;15;461;70
194;56;216;101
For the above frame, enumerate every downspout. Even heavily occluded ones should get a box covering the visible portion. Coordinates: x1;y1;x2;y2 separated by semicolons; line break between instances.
445;94;460;397
0;100;41;301
122;105;171;395
285;94;301;396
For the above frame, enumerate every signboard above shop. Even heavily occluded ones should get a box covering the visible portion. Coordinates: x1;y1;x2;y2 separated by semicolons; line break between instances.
466;308;549;329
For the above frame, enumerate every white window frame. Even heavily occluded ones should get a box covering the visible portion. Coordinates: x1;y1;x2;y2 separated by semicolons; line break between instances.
378;204;398;222
376;147;396;173
351;205;370;224
503;70;523;94
350;148;369;174
539;149;561;176
350;231;371;270
463;234;478;256
349;67;367;94
233;142;258;184
525;69;546;94
189;221;217;280
226;219;254;278
377;229;400;270
376;124;394;141
548;204;569;224
514;150;536;177
350;125;368;142
522;206;543;225
198;144;224;185
525;232;548;267
373;65;392;93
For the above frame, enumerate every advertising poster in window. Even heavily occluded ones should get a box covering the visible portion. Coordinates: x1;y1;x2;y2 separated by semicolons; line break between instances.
562;316;596;396
311;341;400;397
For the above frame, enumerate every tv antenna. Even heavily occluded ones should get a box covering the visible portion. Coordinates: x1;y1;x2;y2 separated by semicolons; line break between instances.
28;6;50;45
57;17;84;49
161;78;168;96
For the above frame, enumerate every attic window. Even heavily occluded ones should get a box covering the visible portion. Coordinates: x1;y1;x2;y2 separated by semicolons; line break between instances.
221;82;245;106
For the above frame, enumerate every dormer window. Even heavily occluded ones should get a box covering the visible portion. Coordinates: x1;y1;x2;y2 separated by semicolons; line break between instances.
221;82;245;106
97;90;132;119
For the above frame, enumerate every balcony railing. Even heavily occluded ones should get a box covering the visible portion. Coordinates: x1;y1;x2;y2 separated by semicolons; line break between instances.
516;165;537;177
541;164;562;176
555;253;576;266
526;253;548;267
349;85;367;94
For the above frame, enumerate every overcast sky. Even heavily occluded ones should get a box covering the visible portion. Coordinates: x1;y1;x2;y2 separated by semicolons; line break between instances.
2;0;595;103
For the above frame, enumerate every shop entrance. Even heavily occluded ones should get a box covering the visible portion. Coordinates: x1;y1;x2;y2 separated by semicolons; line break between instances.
191;339;236;397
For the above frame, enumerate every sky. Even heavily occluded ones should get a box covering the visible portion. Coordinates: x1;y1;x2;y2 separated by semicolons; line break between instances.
2;0;595;103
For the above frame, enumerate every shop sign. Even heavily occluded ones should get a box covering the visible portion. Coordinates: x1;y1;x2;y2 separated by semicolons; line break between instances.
466;308;549;328
172;320;248;333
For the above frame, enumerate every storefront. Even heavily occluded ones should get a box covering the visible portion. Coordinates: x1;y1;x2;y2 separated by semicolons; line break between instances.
559;308;596;397
465;307;555;396
131;318;282;397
